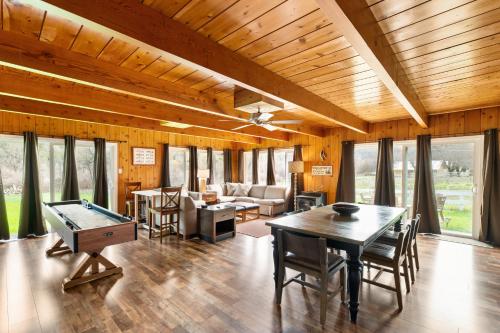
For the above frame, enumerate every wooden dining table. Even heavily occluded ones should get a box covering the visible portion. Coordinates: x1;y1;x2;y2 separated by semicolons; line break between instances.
131;188;162;227
266;204;406;323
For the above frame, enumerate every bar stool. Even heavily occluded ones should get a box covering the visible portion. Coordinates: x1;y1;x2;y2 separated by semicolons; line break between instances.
148;186;182;243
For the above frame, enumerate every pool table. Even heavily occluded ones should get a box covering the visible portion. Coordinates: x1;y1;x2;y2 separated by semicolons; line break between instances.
43;200;136;289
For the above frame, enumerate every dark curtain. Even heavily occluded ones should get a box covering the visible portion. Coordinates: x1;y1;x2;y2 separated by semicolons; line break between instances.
252;148;259;184
238;149;244;183
288;145;305;211
480;129;500;245
412;135;441;234
18;132;47;238
160;143;171;187
93;138;109;208
188;146;199;191
223;148;232;183
267;147;276;185
335;141;355;203
0;167;9;240
61;135;80;200
374;138;395;206
207;147;214;185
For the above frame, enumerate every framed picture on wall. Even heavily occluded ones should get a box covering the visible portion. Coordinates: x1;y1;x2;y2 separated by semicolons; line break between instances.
311;165;333;176
132;147;155;165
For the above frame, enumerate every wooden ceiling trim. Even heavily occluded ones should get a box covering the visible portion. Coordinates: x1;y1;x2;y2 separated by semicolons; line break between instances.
410;60;500;87
384;0;499;45
142;0;192;19
314;75;380;96
277;47;358;77
390;8;500;54
315;0;429;128
69;25;110;57
0;66;289;141
285;55;365;82
400;34;500;69
37;0;367;133
236;9;331;59
406;48;500;78
395;21;500;62
298;63;373;87
39;13;81;49
369;0;428;22
96;38;137;64
172;0;239;31
218;0;318;51
376;0;471;35
0;95;260;144
2;0;45;38
0;30;244;119
196;0;285;42
140;56;179;78
262;34;348;71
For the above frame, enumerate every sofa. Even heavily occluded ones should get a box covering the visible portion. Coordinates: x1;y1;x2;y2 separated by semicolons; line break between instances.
206;183;290;216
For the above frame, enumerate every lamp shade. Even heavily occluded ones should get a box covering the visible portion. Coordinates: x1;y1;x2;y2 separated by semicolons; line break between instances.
197;169;210;179
288;161;304;174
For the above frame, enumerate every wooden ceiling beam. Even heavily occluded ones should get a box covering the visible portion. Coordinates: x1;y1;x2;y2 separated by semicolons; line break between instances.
36;0;368;133
315;0;429;128
0;30;317;138
0;66;289;141
0;94;261;144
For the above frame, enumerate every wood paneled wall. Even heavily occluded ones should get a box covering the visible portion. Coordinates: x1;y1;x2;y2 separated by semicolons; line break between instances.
0;110;236;213
238;106;500;204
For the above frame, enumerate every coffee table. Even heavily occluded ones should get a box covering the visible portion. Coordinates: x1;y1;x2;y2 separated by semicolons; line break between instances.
223;202;260;223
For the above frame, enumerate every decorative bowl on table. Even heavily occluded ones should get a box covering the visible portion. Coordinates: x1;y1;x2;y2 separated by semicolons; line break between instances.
332;202;360;216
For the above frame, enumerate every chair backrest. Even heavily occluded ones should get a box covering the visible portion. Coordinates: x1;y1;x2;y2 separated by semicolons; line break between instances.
412;214;421;241
277;229;327;271
393;227;411;261
125;181;141;201
160;186;182;210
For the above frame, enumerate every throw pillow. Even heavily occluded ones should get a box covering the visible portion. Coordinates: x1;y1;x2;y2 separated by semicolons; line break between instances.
233;184;251;197
226;182;239;196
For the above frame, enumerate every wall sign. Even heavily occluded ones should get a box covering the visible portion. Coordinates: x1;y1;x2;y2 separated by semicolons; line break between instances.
132;147;155;165
312;165;333;176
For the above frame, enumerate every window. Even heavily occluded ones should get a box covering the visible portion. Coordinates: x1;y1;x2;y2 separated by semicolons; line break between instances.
212;150;224;185
258;150;268;185
169;147;189;187
243;151;252;184
198;149;207;171
354;143;377;204
0;134;118;238
274;149;294;187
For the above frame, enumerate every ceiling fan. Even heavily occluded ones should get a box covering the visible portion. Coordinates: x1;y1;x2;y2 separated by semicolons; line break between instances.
221;111;303;131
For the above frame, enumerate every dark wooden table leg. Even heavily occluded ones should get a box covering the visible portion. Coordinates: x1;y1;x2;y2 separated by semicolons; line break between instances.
346;246;363;323
393;216;403;232
271;227;278;288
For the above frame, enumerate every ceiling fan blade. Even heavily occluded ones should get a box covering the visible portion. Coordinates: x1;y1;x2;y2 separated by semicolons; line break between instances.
269;120;303;125
257;112;274;121
218;119;247;122
262;124;278;131
232;124;254;131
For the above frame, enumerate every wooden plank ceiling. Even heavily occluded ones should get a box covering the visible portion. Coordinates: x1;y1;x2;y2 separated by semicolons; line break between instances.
0;0;499;141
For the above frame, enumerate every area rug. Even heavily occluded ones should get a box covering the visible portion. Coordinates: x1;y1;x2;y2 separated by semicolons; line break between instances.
236;218;271;238
422;234;493;248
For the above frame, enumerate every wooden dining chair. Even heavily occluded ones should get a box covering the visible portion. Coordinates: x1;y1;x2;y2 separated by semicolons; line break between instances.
124;182;145;219
377;215;421;283
148;186;182;243
276;229;347;325
360;226;412;311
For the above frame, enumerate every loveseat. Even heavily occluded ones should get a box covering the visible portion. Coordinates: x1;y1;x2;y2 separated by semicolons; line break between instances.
206;183;289;216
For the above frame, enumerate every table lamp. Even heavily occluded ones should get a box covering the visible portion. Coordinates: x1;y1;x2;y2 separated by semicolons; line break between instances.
288;161;304;211
198;169;210;193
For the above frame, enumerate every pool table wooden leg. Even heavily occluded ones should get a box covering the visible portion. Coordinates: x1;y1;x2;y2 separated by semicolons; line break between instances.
62;251;122;290
46;238;72;256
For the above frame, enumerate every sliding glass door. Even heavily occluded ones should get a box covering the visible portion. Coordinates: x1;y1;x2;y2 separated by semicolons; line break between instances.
355;135;483;238
431;136;483;238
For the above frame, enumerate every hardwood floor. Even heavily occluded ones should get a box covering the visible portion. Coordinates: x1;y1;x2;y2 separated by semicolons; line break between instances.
0;231;499;333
